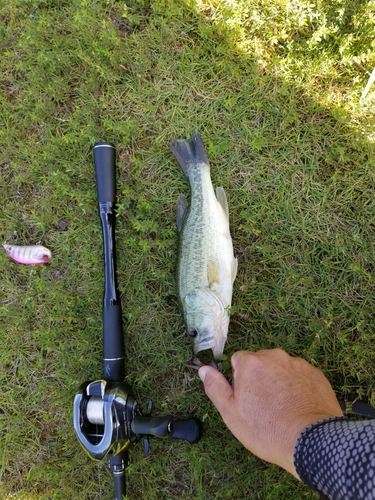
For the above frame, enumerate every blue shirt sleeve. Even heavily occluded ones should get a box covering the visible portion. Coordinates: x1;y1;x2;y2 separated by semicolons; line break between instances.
293;417;375;499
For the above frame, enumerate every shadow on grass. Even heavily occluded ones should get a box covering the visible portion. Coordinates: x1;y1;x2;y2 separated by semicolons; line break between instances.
156;0;375;383
113;1;375;498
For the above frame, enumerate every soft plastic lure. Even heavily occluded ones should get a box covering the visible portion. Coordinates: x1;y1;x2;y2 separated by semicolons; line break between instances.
3;244;52;265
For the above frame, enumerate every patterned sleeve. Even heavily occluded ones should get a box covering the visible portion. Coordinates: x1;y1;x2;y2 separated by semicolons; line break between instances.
293;417;375;499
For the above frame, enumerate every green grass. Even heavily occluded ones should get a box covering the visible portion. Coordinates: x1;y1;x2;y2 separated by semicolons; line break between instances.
1;0;374;498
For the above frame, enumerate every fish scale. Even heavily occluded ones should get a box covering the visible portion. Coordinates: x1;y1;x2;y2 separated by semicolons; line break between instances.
179;167;220;288
182;216;217;291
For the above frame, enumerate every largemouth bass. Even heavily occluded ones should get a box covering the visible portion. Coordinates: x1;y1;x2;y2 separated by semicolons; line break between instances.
170;132;237;360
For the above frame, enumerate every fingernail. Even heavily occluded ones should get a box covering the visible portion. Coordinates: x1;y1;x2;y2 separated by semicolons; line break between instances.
198;367;206;383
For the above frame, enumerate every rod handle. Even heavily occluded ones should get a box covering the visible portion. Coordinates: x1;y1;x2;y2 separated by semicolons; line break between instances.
109;454;127;500
93;143;116;204
103;304;125;382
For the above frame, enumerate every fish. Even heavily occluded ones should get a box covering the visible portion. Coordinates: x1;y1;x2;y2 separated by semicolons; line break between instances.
3;244;52;265
170;131;237;361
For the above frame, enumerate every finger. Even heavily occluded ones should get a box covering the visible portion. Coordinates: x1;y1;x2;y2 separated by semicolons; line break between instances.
198;365;234;416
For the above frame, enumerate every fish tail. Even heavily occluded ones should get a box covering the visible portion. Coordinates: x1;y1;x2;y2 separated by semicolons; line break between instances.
170;131;209;177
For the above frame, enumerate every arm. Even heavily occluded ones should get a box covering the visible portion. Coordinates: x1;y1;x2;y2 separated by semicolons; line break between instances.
198;349;375;498
294;417;375;499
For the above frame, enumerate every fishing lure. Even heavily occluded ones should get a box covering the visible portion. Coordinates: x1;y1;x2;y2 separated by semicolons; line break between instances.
3;244;52;265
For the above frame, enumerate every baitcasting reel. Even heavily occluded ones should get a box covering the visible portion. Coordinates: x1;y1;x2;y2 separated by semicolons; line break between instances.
74;378;201;461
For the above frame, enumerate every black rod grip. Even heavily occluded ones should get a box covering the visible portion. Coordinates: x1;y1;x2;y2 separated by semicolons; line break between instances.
103;304;125;382
94;143;116;204
110;454;127;500
113;471;126;500
93;142;125;382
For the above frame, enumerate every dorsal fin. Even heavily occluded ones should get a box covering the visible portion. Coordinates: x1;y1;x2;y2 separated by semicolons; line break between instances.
216;186;229;218
176;193;189;231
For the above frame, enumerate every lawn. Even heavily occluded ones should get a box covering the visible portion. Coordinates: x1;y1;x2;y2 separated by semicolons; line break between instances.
0;0;374;498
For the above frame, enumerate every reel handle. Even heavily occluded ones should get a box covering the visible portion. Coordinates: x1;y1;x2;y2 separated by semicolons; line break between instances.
131;416;202;444
172;418;202;443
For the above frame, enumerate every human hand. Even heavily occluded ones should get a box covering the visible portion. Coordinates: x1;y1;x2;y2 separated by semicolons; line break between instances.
198;349;343;478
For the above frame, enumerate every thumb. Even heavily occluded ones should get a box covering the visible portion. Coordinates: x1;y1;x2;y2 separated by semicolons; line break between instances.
198;365;234;416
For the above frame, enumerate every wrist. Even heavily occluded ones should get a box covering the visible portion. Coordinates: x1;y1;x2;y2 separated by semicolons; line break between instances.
293;416;350;482
280;412;345;479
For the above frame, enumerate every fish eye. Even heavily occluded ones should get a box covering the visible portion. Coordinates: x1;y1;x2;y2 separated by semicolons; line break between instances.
188;328;198;338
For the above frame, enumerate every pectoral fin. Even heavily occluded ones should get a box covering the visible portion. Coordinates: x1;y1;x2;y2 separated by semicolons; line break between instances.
216;186;229;218
176;193;189;231
231;257;238;284
207;259;220;286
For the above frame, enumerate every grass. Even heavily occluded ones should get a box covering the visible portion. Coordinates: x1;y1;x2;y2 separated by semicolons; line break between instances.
0;0;374;498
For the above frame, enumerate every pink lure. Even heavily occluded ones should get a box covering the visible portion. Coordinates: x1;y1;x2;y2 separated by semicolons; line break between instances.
3;244;52;265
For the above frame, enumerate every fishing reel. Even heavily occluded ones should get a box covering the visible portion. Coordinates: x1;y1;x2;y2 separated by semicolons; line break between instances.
74;378;202;462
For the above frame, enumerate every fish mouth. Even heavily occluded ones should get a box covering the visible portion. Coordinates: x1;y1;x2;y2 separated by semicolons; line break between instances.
193;335;215;355
194;334;226;361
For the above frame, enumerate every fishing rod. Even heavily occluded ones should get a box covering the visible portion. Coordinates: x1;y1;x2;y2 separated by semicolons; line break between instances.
73;143;202;499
